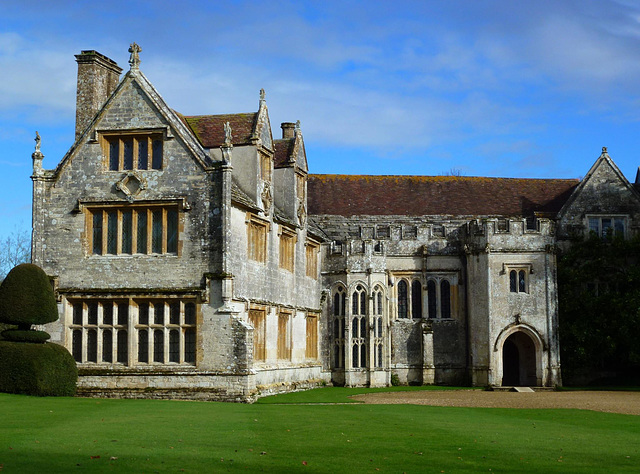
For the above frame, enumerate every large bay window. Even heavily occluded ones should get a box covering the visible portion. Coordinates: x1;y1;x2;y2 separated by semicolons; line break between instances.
69;298;197;366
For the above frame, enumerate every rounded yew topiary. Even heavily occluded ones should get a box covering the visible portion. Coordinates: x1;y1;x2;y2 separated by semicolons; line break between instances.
0;263;78;396
0;341;77;396
0;263;58;330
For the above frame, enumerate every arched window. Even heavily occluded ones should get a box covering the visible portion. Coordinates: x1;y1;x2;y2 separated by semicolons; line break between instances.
352;285;366;316
510;270;517;292
411;280;422;319
441;280;451;319
427;280;437;319
519;270;526;293
333;286;346;368
397;280;408;318
351;284;367;368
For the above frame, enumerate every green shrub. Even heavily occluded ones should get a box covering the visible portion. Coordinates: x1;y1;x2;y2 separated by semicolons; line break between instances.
0;264;58;329
1;329;50;343
0;341;77;396
390;373;401;386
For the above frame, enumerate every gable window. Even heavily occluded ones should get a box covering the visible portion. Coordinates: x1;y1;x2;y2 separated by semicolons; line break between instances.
588;216;625;239
247;216;268;263
103;133;163;171
279;227;296;272
87;205;179;256
305;241;319;278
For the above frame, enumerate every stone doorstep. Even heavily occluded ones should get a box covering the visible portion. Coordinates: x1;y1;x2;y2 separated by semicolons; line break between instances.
490;386;556;392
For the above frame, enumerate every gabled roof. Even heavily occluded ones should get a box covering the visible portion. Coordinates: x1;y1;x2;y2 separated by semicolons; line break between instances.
179;113;258;148
54;68;211;175
274;138;295;168
307;174;578;217
273;125;308;172
558;147;640;218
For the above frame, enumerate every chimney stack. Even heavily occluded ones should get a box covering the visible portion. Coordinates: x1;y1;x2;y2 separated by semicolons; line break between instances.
74;50;122;139
281;122;295;139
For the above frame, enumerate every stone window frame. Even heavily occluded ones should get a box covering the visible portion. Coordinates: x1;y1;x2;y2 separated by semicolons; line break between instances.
350;283;368;369
259;151;272;182
505;264;533;294
371;285;385;369
305;239;320;278
83;201;183;257
277;309;293;361
246;213;270;263
586;214;627;239
332;285;347;369
296;172;306;201
248;306;267;362
395;276;423;320
306;312;319;360
278;225;297;272
68;296;198;367
424;273;458;319
100;129;165;171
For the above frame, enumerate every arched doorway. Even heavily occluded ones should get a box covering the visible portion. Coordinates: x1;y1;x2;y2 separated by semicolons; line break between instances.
501;331;537;386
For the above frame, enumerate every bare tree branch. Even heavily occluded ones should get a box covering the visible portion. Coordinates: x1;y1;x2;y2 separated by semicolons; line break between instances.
0;229;31;281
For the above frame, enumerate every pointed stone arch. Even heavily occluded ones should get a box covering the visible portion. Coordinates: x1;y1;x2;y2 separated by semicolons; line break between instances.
494;324;545;387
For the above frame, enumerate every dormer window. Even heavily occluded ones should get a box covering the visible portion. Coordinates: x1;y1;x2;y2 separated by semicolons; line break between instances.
103;133;163;171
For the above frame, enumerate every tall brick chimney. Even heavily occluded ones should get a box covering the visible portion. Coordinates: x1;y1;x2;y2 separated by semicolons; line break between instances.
281;122;295;139
74;50;122;139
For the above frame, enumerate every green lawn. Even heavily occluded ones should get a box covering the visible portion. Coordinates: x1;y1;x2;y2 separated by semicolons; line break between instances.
0;389;638;473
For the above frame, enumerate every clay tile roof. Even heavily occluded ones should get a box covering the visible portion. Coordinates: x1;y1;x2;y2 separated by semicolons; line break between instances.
178;113;257;148
307;175;579;217
273;138;295;168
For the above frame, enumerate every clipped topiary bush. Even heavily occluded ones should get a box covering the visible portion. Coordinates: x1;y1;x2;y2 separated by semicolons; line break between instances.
0;341;77;396
0;263;58;330
0;263;78;396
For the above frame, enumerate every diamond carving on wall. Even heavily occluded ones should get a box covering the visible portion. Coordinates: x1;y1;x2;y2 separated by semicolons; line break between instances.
116;171;147;202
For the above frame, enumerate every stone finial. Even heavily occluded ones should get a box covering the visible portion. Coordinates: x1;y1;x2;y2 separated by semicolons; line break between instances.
224;121;232;147
295;120;301;133
601;146;609;156
259;88;266;104
128;42;142;70
32;131;44;176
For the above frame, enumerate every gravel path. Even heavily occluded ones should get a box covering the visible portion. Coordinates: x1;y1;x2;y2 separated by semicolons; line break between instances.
351;390;640;415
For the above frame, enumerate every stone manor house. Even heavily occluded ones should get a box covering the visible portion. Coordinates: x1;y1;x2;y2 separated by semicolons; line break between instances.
32;45;640;401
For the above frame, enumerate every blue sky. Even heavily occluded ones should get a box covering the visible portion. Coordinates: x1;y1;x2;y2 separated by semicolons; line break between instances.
2;0;640;238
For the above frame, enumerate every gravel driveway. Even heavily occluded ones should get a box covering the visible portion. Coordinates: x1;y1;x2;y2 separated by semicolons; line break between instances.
351;390;640;415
